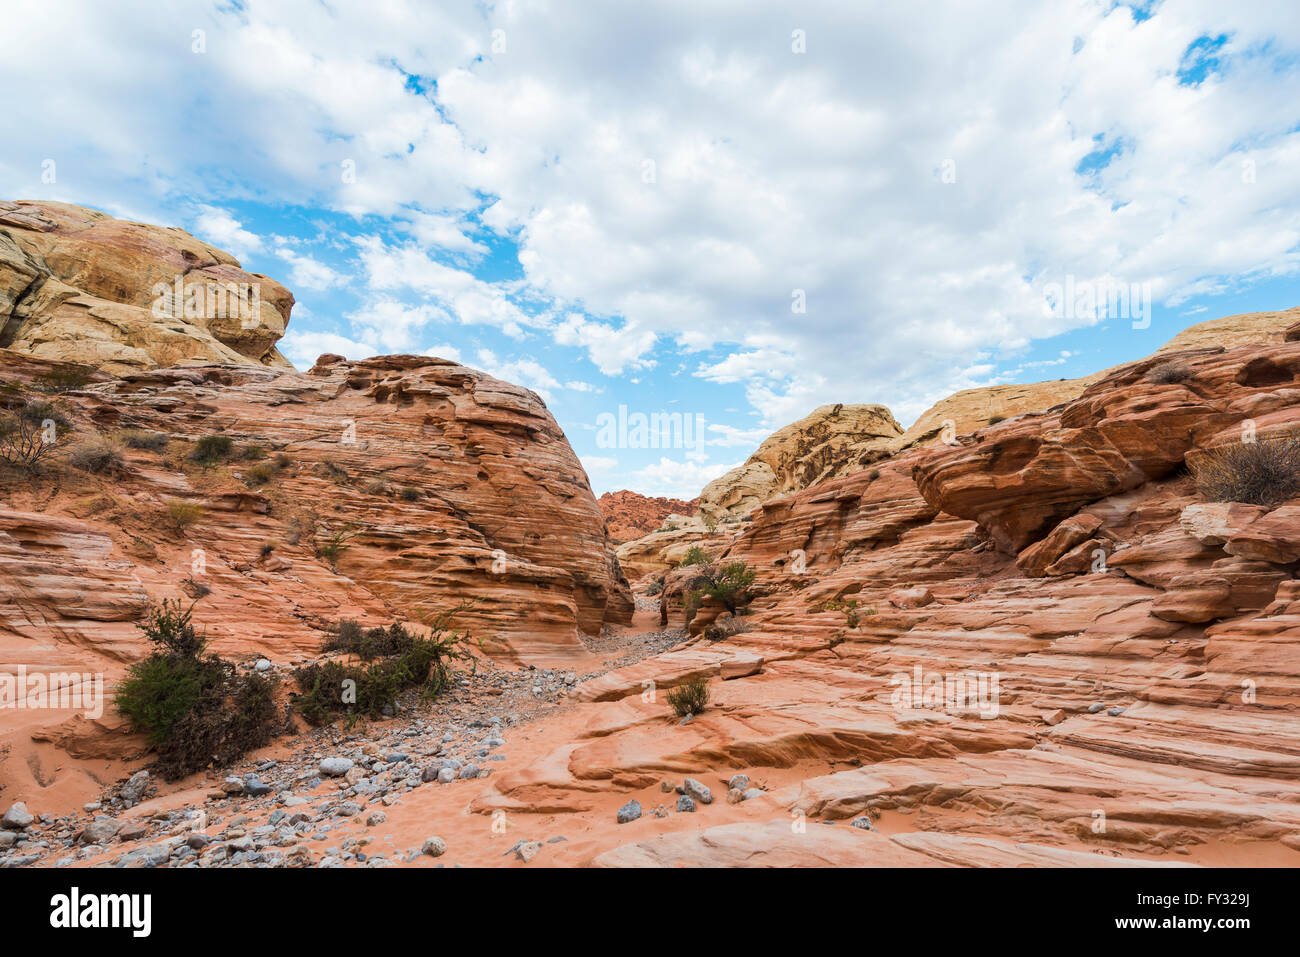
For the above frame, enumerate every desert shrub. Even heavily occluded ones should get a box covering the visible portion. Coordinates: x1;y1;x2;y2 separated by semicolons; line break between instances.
868;468;881;480
190;433;234;464
667;675;709;718
1147;361;1194;385
679;545;710;567
240;444;267;461
293;614;472;727
120;428;169;451
159;670;279;776
116;651;227;746
180;576;211;598
115;601;280;779
331;618;364;647
17;400;71;431
821;597;864;628
315;527;357;569
399;486;421;501
645;577;664;597
0;410;63;471
703;616;752;641
365;478;390;495
1191;435;1300;507
988;415;1006;425
284;514;312;546
314;458;349;483
272;452;292;469
690;561;756;614
33;365;95;393
243;461;278;486
259;542;275;558
165;498;205;533
66;437;124;474
138;599;207;656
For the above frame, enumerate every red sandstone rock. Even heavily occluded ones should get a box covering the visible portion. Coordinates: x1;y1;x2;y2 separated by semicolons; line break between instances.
596;490;697;543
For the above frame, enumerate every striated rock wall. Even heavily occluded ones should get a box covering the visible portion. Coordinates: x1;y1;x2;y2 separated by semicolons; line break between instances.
0;349;632;799
462;331;1300;865
0;201;294;375
597;490;697;543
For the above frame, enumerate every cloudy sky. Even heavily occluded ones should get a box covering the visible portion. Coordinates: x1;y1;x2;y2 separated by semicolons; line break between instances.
4;0;1299;496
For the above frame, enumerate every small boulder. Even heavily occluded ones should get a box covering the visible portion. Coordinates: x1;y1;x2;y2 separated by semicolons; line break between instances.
422;836;447;857
682;778;712;805
1;802;34;830
319;757;354;777
616;800;642;824
118;821;148;842
79;818;121;844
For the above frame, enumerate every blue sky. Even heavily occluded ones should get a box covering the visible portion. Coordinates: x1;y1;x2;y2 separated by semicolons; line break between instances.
3;1;1299;496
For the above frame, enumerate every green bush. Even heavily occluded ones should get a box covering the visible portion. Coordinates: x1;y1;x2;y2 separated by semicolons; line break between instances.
116;652;227;746
399;486;421;501
315;527;357;569
190;434;234;464
165;498;204;533
667;675;709;718
293;616;472;727
679;545;710;567
115;601;281;780
690;561;756;614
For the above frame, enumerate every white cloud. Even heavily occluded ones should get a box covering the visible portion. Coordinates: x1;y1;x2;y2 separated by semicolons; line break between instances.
275;246;344;291
706;423;771;448
631;456;738;498
280;329;377;366
4;0;1300;443
423;342;464;363
346;298;448;352
192;206;263;261
357;236;540;337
